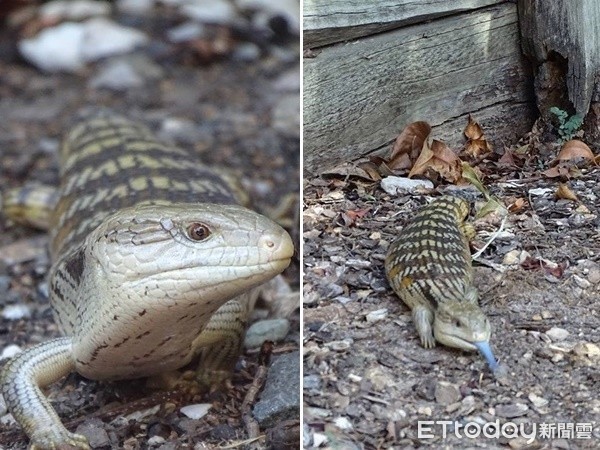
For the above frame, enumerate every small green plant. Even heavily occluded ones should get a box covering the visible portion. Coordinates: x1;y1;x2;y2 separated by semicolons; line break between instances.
549;106;583;142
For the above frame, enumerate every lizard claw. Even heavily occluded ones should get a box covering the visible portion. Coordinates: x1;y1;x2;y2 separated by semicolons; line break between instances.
29;427;90;450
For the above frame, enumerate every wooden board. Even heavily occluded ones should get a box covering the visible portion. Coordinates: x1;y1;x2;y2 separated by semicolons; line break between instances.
303;3;534;175
304;0;506;48
518;0;600;116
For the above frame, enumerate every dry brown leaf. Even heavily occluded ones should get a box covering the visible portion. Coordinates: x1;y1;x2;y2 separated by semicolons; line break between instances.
463;115;492;158
555;140;595;163
508;198;526;213
555;183;579;202
409;139;462;183
543;163;570;178
464;114;484;140
498;149;516;167
389;121;431;169
341;208;370;226
521;256;566;278
357;161;383;180
322;162;380;181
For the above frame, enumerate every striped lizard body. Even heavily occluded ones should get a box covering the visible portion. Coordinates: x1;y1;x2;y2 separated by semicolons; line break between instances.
0;114;294;449
384;196;498;372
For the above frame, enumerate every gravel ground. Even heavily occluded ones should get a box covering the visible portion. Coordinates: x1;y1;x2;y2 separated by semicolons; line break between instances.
303;161;600;449
0;1;300;449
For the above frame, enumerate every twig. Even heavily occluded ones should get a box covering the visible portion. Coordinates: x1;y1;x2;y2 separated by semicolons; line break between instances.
472;214;508;260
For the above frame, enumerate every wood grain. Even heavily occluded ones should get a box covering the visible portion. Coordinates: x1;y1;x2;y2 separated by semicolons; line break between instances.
304;0;506;48
304;3;534;175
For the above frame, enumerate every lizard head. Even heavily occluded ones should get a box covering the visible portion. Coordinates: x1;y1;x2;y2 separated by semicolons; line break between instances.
433;300;498;371
86;202;294;306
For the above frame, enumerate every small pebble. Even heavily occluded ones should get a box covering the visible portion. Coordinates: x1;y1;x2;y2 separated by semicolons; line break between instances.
181;1;235;23
435;381;461;406
180;404;211;420
0;345;22;360
40;0;110;21
2;304;31;320
365;308;387;323
545;327;570;342
244;318;290;348
167;22;206;43
380;176;434;195
333;416;353;430
495;403;529;418
527;393;548;408
89;59;144;90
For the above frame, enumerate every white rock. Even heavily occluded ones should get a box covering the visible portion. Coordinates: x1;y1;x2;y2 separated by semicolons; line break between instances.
312;432;328;447
89;59;144;90
244;319;290;348
333;416;353;430
528;393;549;408
0;345;22;360
41;0;111;21
19;22;86;72
147;435;165;445
529;187;553;196
380;176;434;195
180;403;211;420
545;327;570;342
181;0;236;23
167;21;206;43
366;308;388;323
117;0;155;14
232;43;261;61
2;304;31;320
81;18;149;62
502;250;530;266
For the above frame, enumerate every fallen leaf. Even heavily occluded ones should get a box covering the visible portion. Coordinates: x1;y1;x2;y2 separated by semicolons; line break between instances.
322;162;380;181
463;115;492;158
542;163;570;178
464;115;483;139
476;198;508;219
555;140;595;164
508;198;526;213
498;149;516;167
408;139;462;183
389;121;431;170
461;162;491;200
357;161;383;180
555;183;579;202
341;208;370;226
521;256;566;278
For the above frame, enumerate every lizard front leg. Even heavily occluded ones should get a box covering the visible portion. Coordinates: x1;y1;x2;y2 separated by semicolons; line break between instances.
412;305;436;349
193;298;248;390
0;337;90;450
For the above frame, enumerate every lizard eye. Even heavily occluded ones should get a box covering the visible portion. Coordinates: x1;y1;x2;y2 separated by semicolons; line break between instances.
455;319;462;328
187;223;211;241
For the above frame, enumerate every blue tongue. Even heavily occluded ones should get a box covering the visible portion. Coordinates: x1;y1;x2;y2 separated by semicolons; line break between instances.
474;341;499;372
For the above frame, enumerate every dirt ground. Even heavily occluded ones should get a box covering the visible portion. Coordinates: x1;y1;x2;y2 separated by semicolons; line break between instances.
303;147;600;448
0;3;300;450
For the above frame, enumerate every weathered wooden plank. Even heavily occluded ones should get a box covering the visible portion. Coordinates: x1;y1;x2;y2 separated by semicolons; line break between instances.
303;3;534;176
304;0;507;48
518;0;600;116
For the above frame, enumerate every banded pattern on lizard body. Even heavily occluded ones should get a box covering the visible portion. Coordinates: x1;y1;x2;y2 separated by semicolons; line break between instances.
1;114;294;450
384;196;498;371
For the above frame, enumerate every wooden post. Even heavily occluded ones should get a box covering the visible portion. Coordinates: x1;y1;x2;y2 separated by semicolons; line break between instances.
518;0;600;117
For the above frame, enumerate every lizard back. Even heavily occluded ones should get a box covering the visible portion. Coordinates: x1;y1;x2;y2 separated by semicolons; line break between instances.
385;196;474;309
50;114;237;260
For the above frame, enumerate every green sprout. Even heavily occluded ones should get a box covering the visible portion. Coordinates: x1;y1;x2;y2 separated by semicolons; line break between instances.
549;106;583;143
